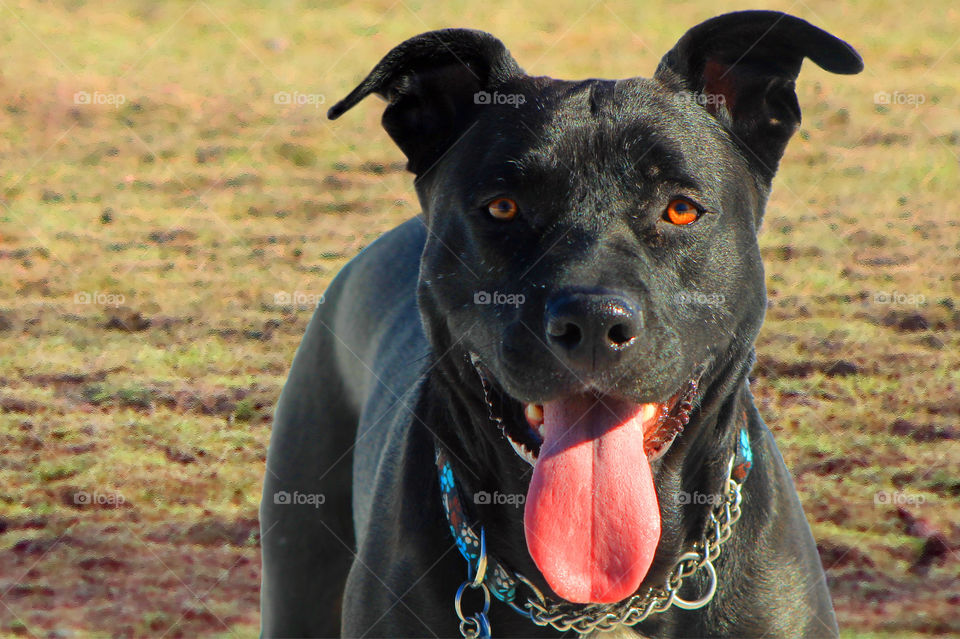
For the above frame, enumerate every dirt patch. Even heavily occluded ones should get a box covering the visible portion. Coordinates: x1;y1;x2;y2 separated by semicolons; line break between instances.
0;395;44;414
77;556;127;571
752;357;861;379
163;445;204;465
818;541;877;570
23;368;122;387
0;521;260;637
146;518;260;547
102;307;151;332
760;244;824;261
885;311;931;332
147;228;199;244
800;456;869;475
891;419;958;442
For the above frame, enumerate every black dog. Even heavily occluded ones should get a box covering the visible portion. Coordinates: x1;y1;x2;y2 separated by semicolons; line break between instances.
260;11;862;638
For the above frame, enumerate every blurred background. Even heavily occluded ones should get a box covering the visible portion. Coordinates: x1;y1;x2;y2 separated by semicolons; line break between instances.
0;1;957;636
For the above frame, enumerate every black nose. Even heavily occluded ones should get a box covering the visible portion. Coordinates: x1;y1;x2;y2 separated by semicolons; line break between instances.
544;289;642;372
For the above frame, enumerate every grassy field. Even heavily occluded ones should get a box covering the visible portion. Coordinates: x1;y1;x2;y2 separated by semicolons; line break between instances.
0;1;957;637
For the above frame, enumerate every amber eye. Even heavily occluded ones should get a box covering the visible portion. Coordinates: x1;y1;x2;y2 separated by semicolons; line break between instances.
487;197;518;221
664;198;701;225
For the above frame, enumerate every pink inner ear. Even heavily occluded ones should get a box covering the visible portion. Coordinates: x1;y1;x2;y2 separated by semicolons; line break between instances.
702;60;737;116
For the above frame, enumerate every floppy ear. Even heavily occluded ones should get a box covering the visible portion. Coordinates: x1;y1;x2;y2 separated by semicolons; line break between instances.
327;29;523;175
655;11;863;181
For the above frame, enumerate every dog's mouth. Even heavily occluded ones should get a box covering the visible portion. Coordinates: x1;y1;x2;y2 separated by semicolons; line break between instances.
469;353;699;605
470;352;697;469
503;386;693;469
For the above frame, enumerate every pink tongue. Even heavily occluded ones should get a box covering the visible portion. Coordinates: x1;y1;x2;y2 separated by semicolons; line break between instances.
524;395;661;604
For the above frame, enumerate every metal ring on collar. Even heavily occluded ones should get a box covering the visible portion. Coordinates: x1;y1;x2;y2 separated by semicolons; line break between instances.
459;613;491;639
455;580;491;623
671;557;717;610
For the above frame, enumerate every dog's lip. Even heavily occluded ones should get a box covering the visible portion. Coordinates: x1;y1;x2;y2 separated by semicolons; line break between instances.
468;352;698;467
516;394;682;465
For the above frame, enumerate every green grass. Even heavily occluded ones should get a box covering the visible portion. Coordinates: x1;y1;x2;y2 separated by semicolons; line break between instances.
0;0;957;636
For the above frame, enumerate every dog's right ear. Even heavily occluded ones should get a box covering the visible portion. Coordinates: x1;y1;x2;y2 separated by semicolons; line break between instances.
327;29;523;175
655;11;863;183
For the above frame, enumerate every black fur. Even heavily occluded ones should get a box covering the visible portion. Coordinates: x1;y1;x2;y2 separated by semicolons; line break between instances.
260;11;862;638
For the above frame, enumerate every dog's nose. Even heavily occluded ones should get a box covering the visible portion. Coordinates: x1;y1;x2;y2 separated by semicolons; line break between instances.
544;290;641;371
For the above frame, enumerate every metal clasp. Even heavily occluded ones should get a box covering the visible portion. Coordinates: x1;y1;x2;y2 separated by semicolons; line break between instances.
455;528;492;638
671;554;718;610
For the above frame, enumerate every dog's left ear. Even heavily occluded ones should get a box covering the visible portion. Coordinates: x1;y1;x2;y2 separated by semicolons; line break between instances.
655;11;863;181
328;29;523;175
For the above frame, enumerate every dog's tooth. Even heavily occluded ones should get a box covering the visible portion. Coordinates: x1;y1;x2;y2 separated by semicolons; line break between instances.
507;436;537;467
521;448;537;467
641;403;660;422
524;403;544;426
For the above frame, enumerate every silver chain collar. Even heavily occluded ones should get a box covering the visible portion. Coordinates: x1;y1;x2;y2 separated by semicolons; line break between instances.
520;459;742;635
456;361;746;637
456;455;743;637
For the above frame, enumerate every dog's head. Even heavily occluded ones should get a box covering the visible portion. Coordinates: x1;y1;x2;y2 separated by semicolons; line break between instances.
330;11;861;605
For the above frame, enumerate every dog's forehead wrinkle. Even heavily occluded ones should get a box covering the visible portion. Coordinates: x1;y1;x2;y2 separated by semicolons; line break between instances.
513;110;722;202
587;78;619;115
469;86;725;200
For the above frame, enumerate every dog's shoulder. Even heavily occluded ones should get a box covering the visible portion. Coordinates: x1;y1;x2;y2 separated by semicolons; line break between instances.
329;214;426;318
312;215;428;389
